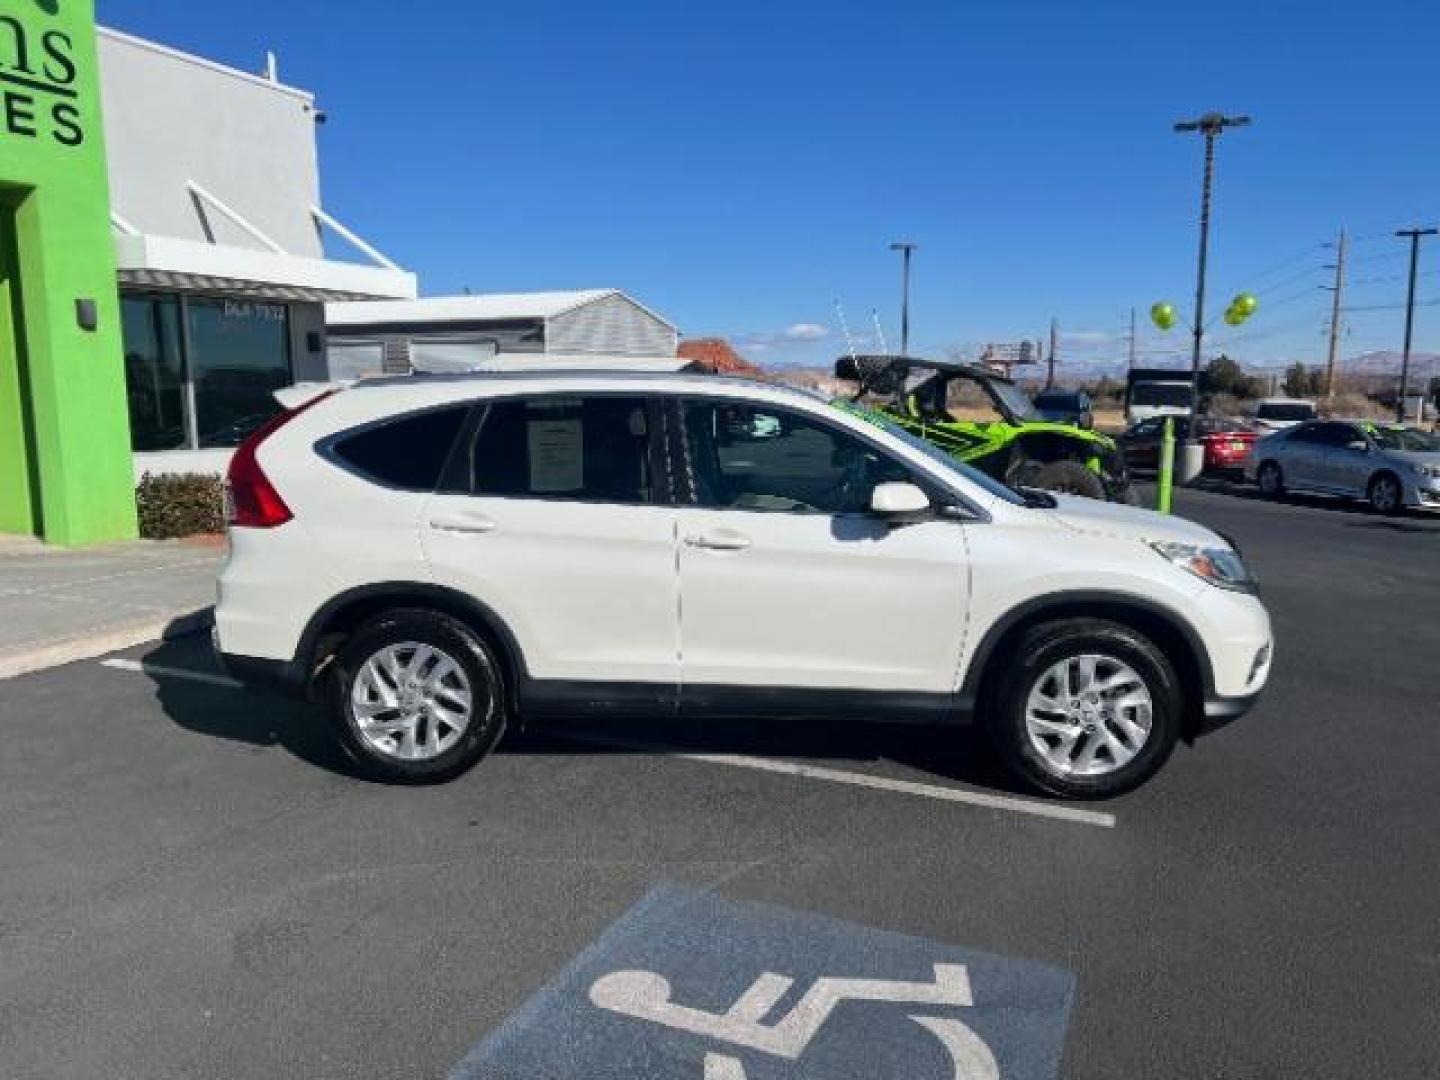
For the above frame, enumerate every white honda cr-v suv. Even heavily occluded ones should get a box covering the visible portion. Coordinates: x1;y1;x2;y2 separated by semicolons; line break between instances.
214;370;1272;799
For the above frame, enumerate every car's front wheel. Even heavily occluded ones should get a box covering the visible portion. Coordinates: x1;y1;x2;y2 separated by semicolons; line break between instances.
987;618;1182;799
331;609;507;783
1367;472;1403;515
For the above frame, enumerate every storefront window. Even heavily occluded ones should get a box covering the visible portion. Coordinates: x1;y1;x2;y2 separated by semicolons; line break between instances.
121;295;187;452
188;299;291;448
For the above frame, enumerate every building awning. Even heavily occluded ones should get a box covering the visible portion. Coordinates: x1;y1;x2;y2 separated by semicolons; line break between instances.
115;234;417;302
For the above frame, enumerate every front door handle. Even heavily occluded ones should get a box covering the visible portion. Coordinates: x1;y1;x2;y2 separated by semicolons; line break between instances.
428;514;497;536
684;530;752;552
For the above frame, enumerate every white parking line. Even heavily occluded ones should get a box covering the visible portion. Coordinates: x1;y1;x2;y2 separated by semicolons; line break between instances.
95;658;1116;829
99;658;243;689
558;731;1117;829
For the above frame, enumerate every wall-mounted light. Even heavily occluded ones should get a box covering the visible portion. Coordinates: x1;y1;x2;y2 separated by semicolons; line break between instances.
75;299;98;332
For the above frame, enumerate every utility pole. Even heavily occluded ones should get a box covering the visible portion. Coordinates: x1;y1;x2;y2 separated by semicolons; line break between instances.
1174;112;1252;412
1395;227;1436;423
1323;228;1347;406
1128;307;1137;372
1047;318;1058;387
889;242;917;356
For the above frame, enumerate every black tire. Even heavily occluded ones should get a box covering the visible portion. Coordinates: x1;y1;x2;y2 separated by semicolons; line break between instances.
1115;483;1144;507
1367;471;1403;515
329;609;507;784
1256;460;1284;498
985;618;1183;800
1029;460;1107;500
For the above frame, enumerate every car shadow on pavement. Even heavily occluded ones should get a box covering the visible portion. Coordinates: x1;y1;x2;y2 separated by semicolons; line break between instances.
140;636;1031;796
503;715;1029;797
140;637;363;780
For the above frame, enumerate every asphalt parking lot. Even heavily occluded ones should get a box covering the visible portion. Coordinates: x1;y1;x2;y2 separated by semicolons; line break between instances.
1;486;1437;1079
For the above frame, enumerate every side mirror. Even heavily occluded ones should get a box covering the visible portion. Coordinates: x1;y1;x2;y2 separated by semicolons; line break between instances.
871;482;930;523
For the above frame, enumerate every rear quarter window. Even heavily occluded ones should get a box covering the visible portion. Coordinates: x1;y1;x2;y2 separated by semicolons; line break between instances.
328;405;470;491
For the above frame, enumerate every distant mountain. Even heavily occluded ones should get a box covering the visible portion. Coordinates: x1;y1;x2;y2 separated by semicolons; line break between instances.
1342;350;1440;374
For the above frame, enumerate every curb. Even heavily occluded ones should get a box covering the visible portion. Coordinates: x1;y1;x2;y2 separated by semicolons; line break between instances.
0;608;214;682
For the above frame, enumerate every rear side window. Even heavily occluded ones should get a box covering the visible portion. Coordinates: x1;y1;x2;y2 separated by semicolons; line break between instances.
329;405;470;491
464;396;654;504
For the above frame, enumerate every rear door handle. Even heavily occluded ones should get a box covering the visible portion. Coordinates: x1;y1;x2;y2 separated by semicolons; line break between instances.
428;514;497;535
684;530;752;552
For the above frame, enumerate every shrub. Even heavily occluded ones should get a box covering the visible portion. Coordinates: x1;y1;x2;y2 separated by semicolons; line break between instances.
135;472;225;539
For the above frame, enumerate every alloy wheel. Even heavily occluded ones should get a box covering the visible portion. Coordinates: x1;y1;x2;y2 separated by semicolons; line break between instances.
1024;654;1154;778
1371;476;1401;513
351;641;474;761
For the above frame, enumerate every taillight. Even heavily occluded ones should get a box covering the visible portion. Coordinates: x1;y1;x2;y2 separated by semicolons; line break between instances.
225;392;334;529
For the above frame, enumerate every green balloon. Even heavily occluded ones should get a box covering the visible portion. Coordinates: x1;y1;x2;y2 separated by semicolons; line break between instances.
1232;292;1259;316
1151;302;1177;330
1224;307;1246;326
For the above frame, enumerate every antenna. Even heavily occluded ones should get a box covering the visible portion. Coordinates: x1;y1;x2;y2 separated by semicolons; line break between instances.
834;300;859;361
870;308;890;355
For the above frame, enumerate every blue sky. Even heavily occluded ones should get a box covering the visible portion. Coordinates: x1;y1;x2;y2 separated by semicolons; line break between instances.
100;0;1440;372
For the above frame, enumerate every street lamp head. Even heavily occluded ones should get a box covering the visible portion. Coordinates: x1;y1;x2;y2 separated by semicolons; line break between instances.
1175;112;1252;134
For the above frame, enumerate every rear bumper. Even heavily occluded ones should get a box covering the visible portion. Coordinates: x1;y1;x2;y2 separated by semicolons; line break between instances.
214;630;306;696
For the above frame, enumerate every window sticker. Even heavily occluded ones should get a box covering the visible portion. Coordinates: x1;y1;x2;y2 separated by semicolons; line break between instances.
528;418;585;492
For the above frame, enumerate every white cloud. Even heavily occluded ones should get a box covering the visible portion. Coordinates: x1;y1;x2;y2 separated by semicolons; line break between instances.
733;323;831;350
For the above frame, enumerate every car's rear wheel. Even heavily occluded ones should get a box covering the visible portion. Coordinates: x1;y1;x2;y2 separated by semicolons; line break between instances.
1257;460;1284;498
330;609;507;783
1368;472;1403;515
1028;460;1106;500
987;618;1182;799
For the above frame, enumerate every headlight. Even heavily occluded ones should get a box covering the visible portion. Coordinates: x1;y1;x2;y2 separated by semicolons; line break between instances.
1412;463;1440;479
1150;541;1258;594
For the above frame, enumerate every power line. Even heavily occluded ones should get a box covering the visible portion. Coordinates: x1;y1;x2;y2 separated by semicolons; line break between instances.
1342;296;1440;313
1252;264;1325;297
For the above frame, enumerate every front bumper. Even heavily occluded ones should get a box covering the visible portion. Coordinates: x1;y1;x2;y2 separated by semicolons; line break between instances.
1407;477;1440;510
1196;691;1263;736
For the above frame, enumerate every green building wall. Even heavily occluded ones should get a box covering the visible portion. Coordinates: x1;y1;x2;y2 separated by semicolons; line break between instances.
0;0;137;544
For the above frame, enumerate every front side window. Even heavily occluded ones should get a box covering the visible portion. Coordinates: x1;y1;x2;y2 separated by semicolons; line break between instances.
189;299;292;448
466;395;654;504
121;295;186;452
683;400;912;514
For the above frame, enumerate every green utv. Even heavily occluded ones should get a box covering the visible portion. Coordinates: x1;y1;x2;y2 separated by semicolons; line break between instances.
832;354;1137;504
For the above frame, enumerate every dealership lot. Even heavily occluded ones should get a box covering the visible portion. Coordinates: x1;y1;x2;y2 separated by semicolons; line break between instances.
0;487;1437;1079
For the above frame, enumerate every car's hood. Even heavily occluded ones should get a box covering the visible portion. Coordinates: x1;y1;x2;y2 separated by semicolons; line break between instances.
1043;494;1225;548
1380;449;1440;468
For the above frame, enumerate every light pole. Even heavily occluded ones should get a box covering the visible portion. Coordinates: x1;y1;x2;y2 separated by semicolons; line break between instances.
1173;111;1250;481
1395;227;1436;424
890;242;917;356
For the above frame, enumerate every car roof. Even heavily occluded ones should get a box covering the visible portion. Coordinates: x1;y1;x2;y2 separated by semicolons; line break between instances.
348;369;777;393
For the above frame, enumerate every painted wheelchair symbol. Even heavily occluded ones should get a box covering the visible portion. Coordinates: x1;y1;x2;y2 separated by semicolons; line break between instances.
590;962;1000;1078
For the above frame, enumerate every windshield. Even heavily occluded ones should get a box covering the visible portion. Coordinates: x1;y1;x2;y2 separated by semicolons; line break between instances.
1367;425;1440;452
1131;383;1194;408
829;401;1028;506
1257;401;1316;422
987;379;1039;421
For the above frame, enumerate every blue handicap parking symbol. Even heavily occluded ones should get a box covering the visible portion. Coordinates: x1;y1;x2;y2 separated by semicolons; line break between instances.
451;884;1075;1079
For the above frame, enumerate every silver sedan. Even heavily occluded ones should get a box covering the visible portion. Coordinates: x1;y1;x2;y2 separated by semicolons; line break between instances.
1246;420;1440;513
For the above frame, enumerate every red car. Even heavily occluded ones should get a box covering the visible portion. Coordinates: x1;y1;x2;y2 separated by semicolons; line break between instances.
1118;416;1259;475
